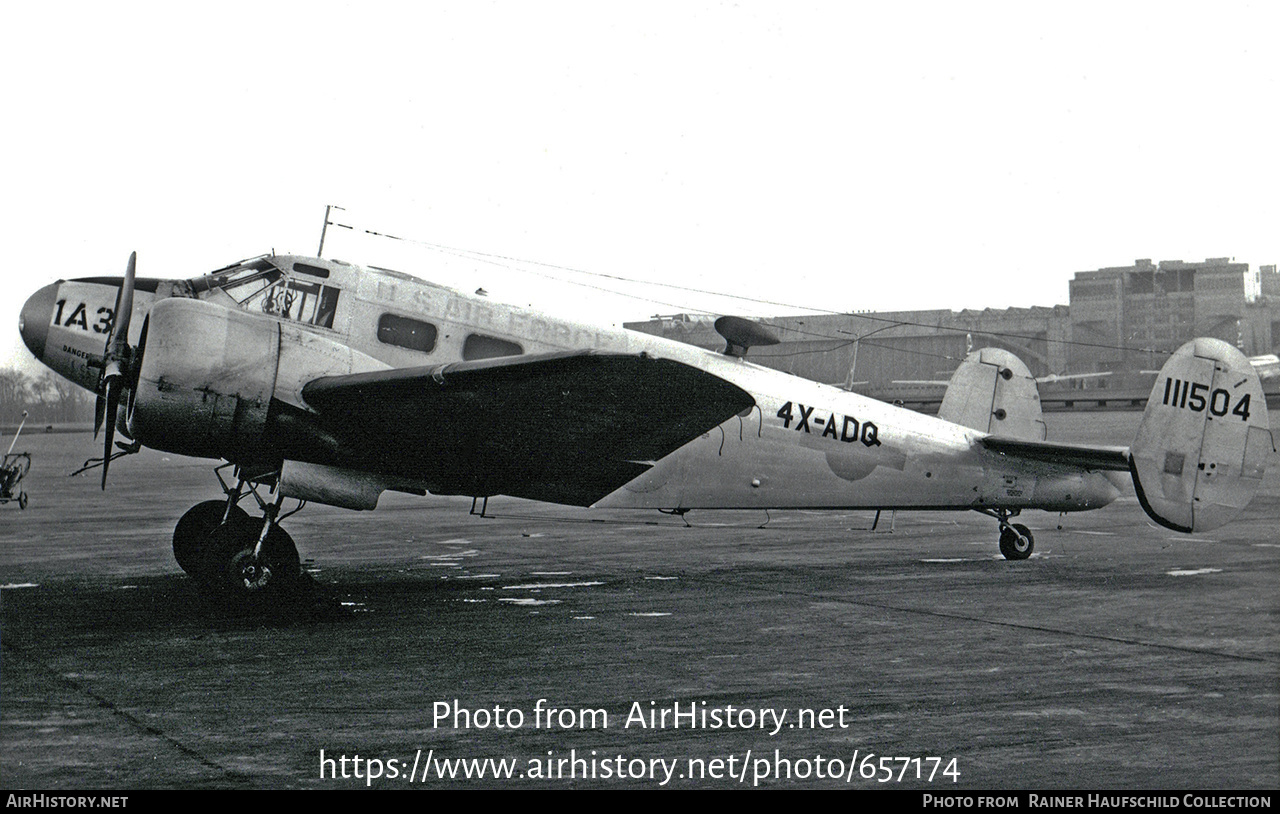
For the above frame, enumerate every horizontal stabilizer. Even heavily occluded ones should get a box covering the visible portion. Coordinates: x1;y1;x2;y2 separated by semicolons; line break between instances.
980;436;1131;471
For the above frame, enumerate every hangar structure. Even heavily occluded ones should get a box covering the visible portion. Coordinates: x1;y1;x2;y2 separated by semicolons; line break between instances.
626;258;1280;410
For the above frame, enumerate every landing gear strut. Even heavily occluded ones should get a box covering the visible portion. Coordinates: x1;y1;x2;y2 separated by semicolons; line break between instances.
172;463;305;604
978;508;1035;560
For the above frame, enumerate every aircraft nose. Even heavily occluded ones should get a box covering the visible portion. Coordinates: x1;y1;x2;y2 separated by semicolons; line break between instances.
19;282;58;360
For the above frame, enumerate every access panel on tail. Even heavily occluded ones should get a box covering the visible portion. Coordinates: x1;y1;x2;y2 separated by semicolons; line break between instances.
1130;338;1273;532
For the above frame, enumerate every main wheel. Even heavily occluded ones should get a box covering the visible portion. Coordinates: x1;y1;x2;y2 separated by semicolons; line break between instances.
17;491;27;510
173;500;249;575
999;523;1034;560
200;515;301;602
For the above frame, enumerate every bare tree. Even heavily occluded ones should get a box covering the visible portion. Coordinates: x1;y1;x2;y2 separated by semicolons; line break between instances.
0;367;33;424
1;367;94;425
38;369;93;423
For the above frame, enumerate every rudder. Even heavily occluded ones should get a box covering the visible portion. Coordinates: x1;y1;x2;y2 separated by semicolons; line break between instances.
1130;338;1273;532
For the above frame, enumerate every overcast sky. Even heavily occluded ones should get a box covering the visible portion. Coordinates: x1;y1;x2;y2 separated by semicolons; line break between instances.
4;1;1278;371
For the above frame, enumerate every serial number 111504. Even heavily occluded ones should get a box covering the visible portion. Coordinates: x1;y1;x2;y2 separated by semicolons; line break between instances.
1162;378;1251;421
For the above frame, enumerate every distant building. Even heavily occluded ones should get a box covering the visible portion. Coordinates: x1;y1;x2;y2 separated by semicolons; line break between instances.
1257;264;1280;353
1068;258;1277;374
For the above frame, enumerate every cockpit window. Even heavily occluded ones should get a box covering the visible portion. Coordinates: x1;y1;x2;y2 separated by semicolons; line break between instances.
204;259;341;329
211;259;281;304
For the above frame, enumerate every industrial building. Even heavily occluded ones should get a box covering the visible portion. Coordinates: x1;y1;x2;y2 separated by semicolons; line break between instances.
1068;258;1277;372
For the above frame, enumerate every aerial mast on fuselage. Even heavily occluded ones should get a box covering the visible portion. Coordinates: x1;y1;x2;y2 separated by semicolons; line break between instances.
317;204;346;258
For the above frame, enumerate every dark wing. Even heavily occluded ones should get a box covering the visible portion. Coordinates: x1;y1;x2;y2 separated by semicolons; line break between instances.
980;436;1131;471
301;350;755;505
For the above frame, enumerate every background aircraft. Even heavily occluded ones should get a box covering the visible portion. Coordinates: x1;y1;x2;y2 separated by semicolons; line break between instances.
1250;354;1280;380
17;251;1273;612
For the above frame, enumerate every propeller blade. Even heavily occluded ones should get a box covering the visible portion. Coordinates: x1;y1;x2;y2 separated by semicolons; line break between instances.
96;251;137;488
93;391;106;440
109;251;137;357
100;378;121;489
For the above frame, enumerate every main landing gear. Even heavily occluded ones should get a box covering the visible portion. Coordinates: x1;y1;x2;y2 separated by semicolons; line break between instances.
977;508;1035;560
172;463;305;606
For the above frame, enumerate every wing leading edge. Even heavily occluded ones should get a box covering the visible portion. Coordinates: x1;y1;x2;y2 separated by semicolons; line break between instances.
300;350;755;506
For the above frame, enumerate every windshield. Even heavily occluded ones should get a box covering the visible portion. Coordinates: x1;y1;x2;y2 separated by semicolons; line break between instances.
215;258;282;305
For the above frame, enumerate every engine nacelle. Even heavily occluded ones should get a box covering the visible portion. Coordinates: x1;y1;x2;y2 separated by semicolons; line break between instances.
129;298;278;460
279;460;409;510
129;297;387;463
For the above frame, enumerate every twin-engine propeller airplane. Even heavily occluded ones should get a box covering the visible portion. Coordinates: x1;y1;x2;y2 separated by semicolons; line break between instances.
17;251;1274;608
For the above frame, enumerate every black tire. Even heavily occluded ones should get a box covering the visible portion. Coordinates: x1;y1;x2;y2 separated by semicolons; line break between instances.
201;515;301;601
999;523;1034;560
173;500;249;575
17;491;27;510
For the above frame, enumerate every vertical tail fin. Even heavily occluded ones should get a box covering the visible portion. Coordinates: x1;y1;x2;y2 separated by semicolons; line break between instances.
939;347;1047;441
1130;338;1273;532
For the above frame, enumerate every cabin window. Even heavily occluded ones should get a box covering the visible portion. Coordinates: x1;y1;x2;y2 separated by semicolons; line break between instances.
378;313;438;353
462;333;523;360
